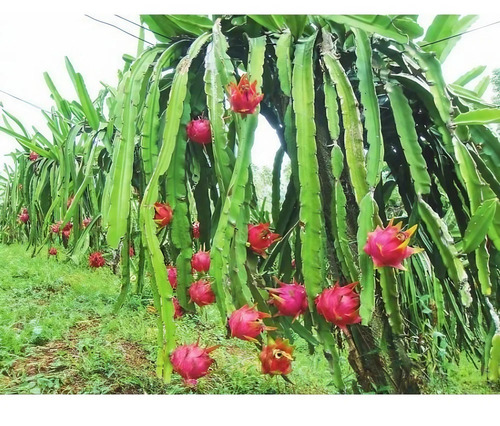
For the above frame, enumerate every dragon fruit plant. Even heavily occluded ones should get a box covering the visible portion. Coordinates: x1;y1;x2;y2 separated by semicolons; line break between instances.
1;14;499;394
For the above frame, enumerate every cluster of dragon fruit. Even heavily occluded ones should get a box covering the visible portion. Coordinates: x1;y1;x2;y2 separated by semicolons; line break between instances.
17;74;422;387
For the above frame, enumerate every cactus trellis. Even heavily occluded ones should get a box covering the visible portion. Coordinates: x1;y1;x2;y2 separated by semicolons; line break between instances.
1;14;500;393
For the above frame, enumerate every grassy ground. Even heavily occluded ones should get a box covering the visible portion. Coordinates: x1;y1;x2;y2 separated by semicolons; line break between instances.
0;243;498;394
0;244;347;394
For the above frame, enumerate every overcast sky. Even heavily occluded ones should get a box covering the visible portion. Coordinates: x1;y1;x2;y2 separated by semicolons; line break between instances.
1;12;499;173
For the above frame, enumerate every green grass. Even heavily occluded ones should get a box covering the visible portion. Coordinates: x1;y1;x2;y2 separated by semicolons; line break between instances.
0;243;498;394
0;244;347;394
425;355;500;394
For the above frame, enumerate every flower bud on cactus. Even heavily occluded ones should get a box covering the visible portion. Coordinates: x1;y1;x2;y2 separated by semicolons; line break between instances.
228;74;264;115
67;195;74;209
48;247;57;256
247;223;280;257
191;250;210;273
170;342;218;387
29;151;39;161
89;251;105;268
315;282;361;331
267;279;308;321
228;304;275;342
129;246;135;257
189;279;215;307
82;217;92;229
173;297;184;319
18;208;29;224
186;118;212;145
153;202;173;228
167;266;178;289
364;219;422;270
192;221;200;239
259;337;294;376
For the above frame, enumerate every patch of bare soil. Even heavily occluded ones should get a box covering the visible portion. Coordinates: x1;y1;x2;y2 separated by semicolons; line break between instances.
12;339;78;376
106;340;157;394
117;340;154;371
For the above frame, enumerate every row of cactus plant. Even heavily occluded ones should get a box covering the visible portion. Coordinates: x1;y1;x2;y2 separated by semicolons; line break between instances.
1;14;500;392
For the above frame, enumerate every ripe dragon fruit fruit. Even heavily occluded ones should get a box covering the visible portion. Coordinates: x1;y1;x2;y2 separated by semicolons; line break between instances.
170;342;219;387
51;221;62;234
61;222;73;240
191;250;210;273
173;297;184;319
82;217;92;228
228;304;275;342
267;279;308;321
88;251;105;268
363;218;422;270
18;208;29;224
247;223;280;257
153;202;173;228
259;337;294;376
186;118;212;145
29;151;39;161
192;221;200;239
228;74;264;115
189;279;216;307
167;266;178;290
48;247;57;256
315;282;362;332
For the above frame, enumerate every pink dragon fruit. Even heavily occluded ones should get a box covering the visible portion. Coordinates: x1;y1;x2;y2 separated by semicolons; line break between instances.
228;304;275;342
364;218;422;270
315;282;361;332
267;279;308;321
186;118;212;145
167;266;178;289
88;251;105;268
189;279;215;307
51;221;62;234
61;222;73;240
247;223;280;257
153;202;173;228
173;297;184;319
191;250;210;273
170;342;219;387
18;208;29;224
